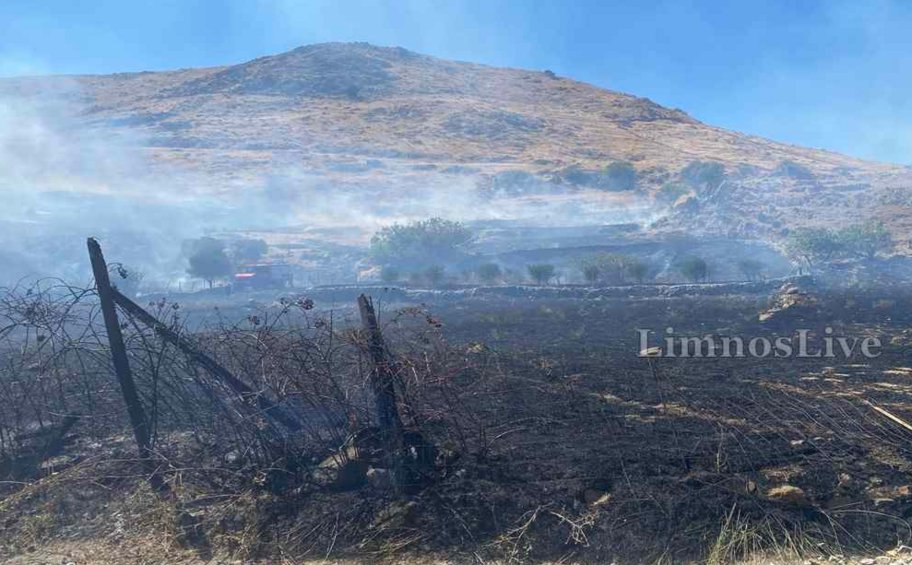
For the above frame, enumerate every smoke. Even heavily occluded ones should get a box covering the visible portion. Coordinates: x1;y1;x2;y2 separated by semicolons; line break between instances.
0;78;662;290
0;83;223;286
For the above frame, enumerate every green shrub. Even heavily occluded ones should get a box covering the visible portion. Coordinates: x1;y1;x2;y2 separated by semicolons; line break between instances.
681;160;725;190
527;263;556;285
678;256;709;283
777;160;815;180
476;263;502;284
658;181;690;203
603;161;637;191
838;221;892;259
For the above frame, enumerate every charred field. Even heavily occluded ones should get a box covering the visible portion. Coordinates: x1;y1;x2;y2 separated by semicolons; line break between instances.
2;37;912;565
3;275;912;564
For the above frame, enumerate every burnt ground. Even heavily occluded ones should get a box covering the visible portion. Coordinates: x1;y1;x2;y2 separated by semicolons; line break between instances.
3;285;912;563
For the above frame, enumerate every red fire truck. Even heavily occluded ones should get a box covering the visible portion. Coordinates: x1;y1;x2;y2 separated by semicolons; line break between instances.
233;263;294;290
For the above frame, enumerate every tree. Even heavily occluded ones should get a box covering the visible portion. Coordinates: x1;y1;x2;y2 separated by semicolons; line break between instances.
476;263;502;285
678;257;709;283
598;254;633;284
602;161;637;191
370;218;474;264
786;228;843;269
580;254;649;284
527;263;556;285
231;239;269;263
628;260;649;283
737;259;764;281
186;237;233;289
580;262;601;284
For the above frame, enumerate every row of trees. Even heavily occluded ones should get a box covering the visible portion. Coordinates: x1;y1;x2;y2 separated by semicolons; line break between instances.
377;257;723;287
369;218;729;286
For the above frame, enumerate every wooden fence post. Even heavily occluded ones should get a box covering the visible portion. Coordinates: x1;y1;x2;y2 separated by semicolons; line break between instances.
357;294;407;491
87;238;165;491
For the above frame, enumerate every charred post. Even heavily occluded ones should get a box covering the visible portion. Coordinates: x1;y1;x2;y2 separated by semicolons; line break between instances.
87;237;166;492
357;294;408;490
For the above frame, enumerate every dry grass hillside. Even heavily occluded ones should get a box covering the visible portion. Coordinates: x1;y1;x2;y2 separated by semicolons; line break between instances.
2;42;911;245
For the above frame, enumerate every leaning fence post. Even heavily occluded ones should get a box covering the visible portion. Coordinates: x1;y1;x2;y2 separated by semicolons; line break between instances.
87;238;164;491
357;294;407;491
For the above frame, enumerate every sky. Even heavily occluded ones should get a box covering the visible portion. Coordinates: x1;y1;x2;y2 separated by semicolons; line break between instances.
1;0;911;165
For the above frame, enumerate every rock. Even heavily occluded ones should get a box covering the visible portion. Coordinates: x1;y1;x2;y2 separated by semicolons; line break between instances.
838;473;853;489
765;484;811;507
372;500;417;530
313;449;369;490
366;467;393;490
582;488;611;506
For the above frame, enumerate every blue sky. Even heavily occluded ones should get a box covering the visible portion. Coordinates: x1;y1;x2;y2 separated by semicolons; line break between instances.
1;0;911;164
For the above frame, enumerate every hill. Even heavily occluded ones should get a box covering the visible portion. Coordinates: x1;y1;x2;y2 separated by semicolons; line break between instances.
2;42;911;250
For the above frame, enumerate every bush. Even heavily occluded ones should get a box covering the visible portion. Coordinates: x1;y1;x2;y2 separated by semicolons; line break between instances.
486;171;548;196
475;263;502;285
658;181;690;204
370;218;473;264
603;161;637;191
777;160;815;180
678;257;709;283
681;161;725;190
527;263;556;285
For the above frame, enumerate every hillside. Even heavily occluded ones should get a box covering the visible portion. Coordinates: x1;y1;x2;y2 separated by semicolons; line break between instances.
2;42;911;249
